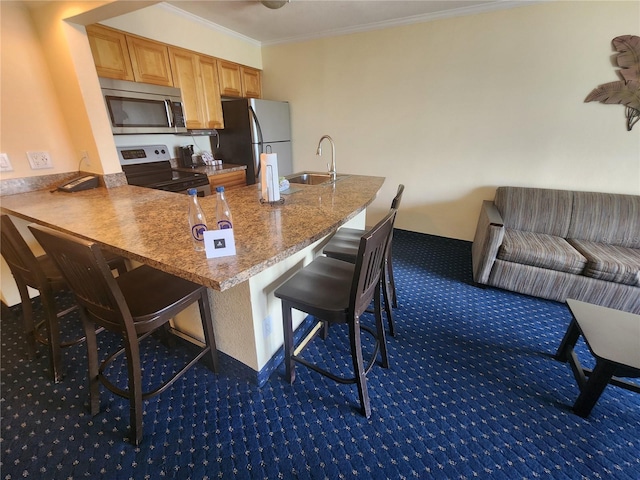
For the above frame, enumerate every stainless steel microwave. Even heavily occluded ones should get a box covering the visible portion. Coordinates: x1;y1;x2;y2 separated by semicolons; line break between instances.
99;78;187;134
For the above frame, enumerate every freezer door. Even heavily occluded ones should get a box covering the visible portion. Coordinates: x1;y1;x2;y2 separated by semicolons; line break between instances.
249;99;291;143
251;141;293;183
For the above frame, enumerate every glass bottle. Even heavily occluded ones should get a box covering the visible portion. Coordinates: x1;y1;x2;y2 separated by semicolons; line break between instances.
187;188;207;251
215;186;233;229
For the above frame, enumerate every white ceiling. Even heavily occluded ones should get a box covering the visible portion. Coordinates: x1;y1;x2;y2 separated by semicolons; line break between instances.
164;0;531;46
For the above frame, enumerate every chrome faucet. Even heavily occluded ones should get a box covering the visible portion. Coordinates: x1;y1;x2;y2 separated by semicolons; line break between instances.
316;135;336;181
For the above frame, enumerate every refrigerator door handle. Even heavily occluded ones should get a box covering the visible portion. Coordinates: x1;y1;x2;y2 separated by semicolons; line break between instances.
249;106;264;176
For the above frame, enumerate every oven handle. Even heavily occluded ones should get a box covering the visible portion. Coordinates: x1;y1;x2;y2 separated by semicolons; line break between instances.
164;99;175;127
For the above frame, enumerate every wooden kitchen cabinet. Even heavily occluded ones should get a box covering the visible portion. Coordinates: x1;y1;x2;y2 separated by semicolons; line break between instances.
126;36;173;86
169;47;224;130
241;67;262;98
86;24;134;81
217;60;243;97
198;56;225;129
87;24;261;103
218;61;262;98
208;169;247;191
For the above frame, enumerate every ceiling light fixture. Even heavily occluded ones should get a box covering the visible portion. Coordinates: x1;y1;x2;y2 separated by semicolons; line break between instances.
260;0;289;9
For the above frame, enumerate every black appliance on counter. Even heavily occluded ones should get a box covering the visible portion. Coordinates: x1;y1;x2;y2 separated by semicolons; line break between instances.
117;145;211;196
178;145;195;168
178;144;207;169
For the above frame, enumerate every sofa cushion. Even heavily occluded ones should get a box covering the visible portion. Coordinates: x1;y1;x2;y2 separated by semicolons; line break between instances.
494;187;573;237
567;192;640;248
498;229;587;274
568;239;640;286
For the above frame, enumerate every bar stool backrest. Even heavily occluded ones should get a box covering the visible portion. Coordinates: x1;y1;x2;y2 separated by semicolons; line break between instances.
1;215;49;289
29;225;133;333
391;184;404;210
350;209;396;319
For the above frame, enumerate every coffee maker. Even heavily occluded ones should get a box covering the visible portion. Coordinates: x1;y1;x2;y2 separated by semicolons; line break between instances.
179;145;198;168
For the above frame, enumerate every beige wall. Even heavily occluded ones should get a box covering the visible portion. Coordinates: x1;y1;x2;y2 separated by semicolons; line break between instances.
263;1;640;240
0;2;80;178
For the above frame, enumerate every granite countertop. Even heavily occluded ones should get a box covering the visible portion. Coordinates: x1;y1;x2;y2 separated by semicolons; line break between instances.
1;175;384;291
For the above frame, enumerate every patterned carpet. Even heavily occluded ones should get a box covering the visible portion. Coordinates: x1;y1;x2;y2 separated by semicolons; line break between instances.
1;230;638;479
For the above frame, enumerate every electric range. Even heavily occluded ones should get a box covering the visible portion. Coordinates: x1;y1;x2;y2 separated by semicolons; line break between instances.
117;144;211;196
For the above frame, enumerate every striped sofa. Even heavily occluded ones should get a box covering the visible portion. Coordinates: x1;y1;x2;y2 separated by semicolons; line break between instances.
472;187;640;314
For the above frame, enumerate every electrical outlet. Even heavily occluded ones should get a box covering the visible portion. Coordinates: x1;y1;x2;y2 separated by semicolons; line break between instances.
0;153;13;172
80;150;91;167
27;151;53;169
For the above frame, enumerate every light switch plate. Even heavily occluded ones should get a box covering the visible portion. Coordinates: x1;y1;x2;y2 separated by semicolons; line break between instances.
27;151;53;169
0;153;13;172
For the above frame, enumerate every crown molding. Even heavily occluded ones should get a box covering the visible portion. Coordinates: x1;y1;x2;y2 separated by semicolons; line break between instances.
263;1;541;46
160;1;541;48
158;3;262;47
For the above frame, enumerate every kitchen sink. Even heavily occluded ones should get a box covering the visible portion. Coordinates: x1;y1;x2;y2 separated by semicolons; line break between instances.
285;172;349;185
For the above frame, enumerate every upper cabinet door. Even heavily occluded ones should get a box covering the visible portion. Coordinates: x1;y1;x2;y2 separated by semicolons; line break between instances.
241;67;262;99
126;36;173;87
169;48;224;130
218;60;242;97
199;57;224;129
86;24;134;81
168;47;205;130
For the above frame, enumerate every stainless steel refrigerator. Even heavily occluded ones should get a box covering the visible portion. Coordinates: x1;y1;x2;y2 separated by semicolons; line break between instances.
215;98;293;185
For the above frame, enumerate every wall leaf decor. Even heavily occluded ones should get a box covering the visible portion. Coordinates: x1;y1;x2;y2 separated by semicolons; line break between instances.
585;35;640;131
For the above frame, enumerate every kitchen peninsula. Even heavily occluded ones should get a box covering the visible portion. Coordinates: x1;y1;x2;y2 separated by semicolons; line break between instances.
1;175;384;382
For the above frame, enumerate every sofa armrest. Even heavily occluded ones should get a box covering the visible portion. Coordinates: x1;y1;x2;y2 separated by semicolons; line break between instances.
472;200;505;284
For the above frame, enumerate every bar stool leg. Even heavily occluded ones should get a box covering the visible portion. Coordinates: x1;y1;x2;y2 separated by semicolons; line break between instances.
16;283;38;360
387;257;398;309
374;284;389;369
41;287;63;383
197;290;219;373
349;316;371;418
282;303;295;384
381;273;395;337
123;335;143;446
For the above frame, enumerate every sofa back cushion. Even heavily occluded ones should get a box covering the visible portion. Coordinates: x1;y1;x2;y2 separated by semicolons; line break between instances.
494;187;573;237
567;192;640;248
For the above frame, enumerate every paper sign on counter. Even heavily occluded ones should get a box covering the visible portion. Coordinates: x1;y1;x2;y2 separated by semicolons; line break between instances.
204;229;236;258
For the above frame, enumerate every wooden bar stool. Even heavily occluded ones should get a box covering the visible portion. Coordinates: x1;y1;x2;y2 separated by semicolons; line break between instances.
323;184;404;336
30;224;219;445
275;209;396;418
0;214;127;382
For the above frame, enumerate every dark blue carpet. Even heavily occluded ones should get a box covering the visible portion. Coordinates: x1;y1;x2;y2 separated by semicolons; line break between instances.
1;230;638;479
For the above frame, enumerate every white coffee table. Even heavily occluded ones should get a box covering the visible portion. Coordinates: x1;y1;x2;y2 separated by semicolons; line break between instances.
555;299;640;417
